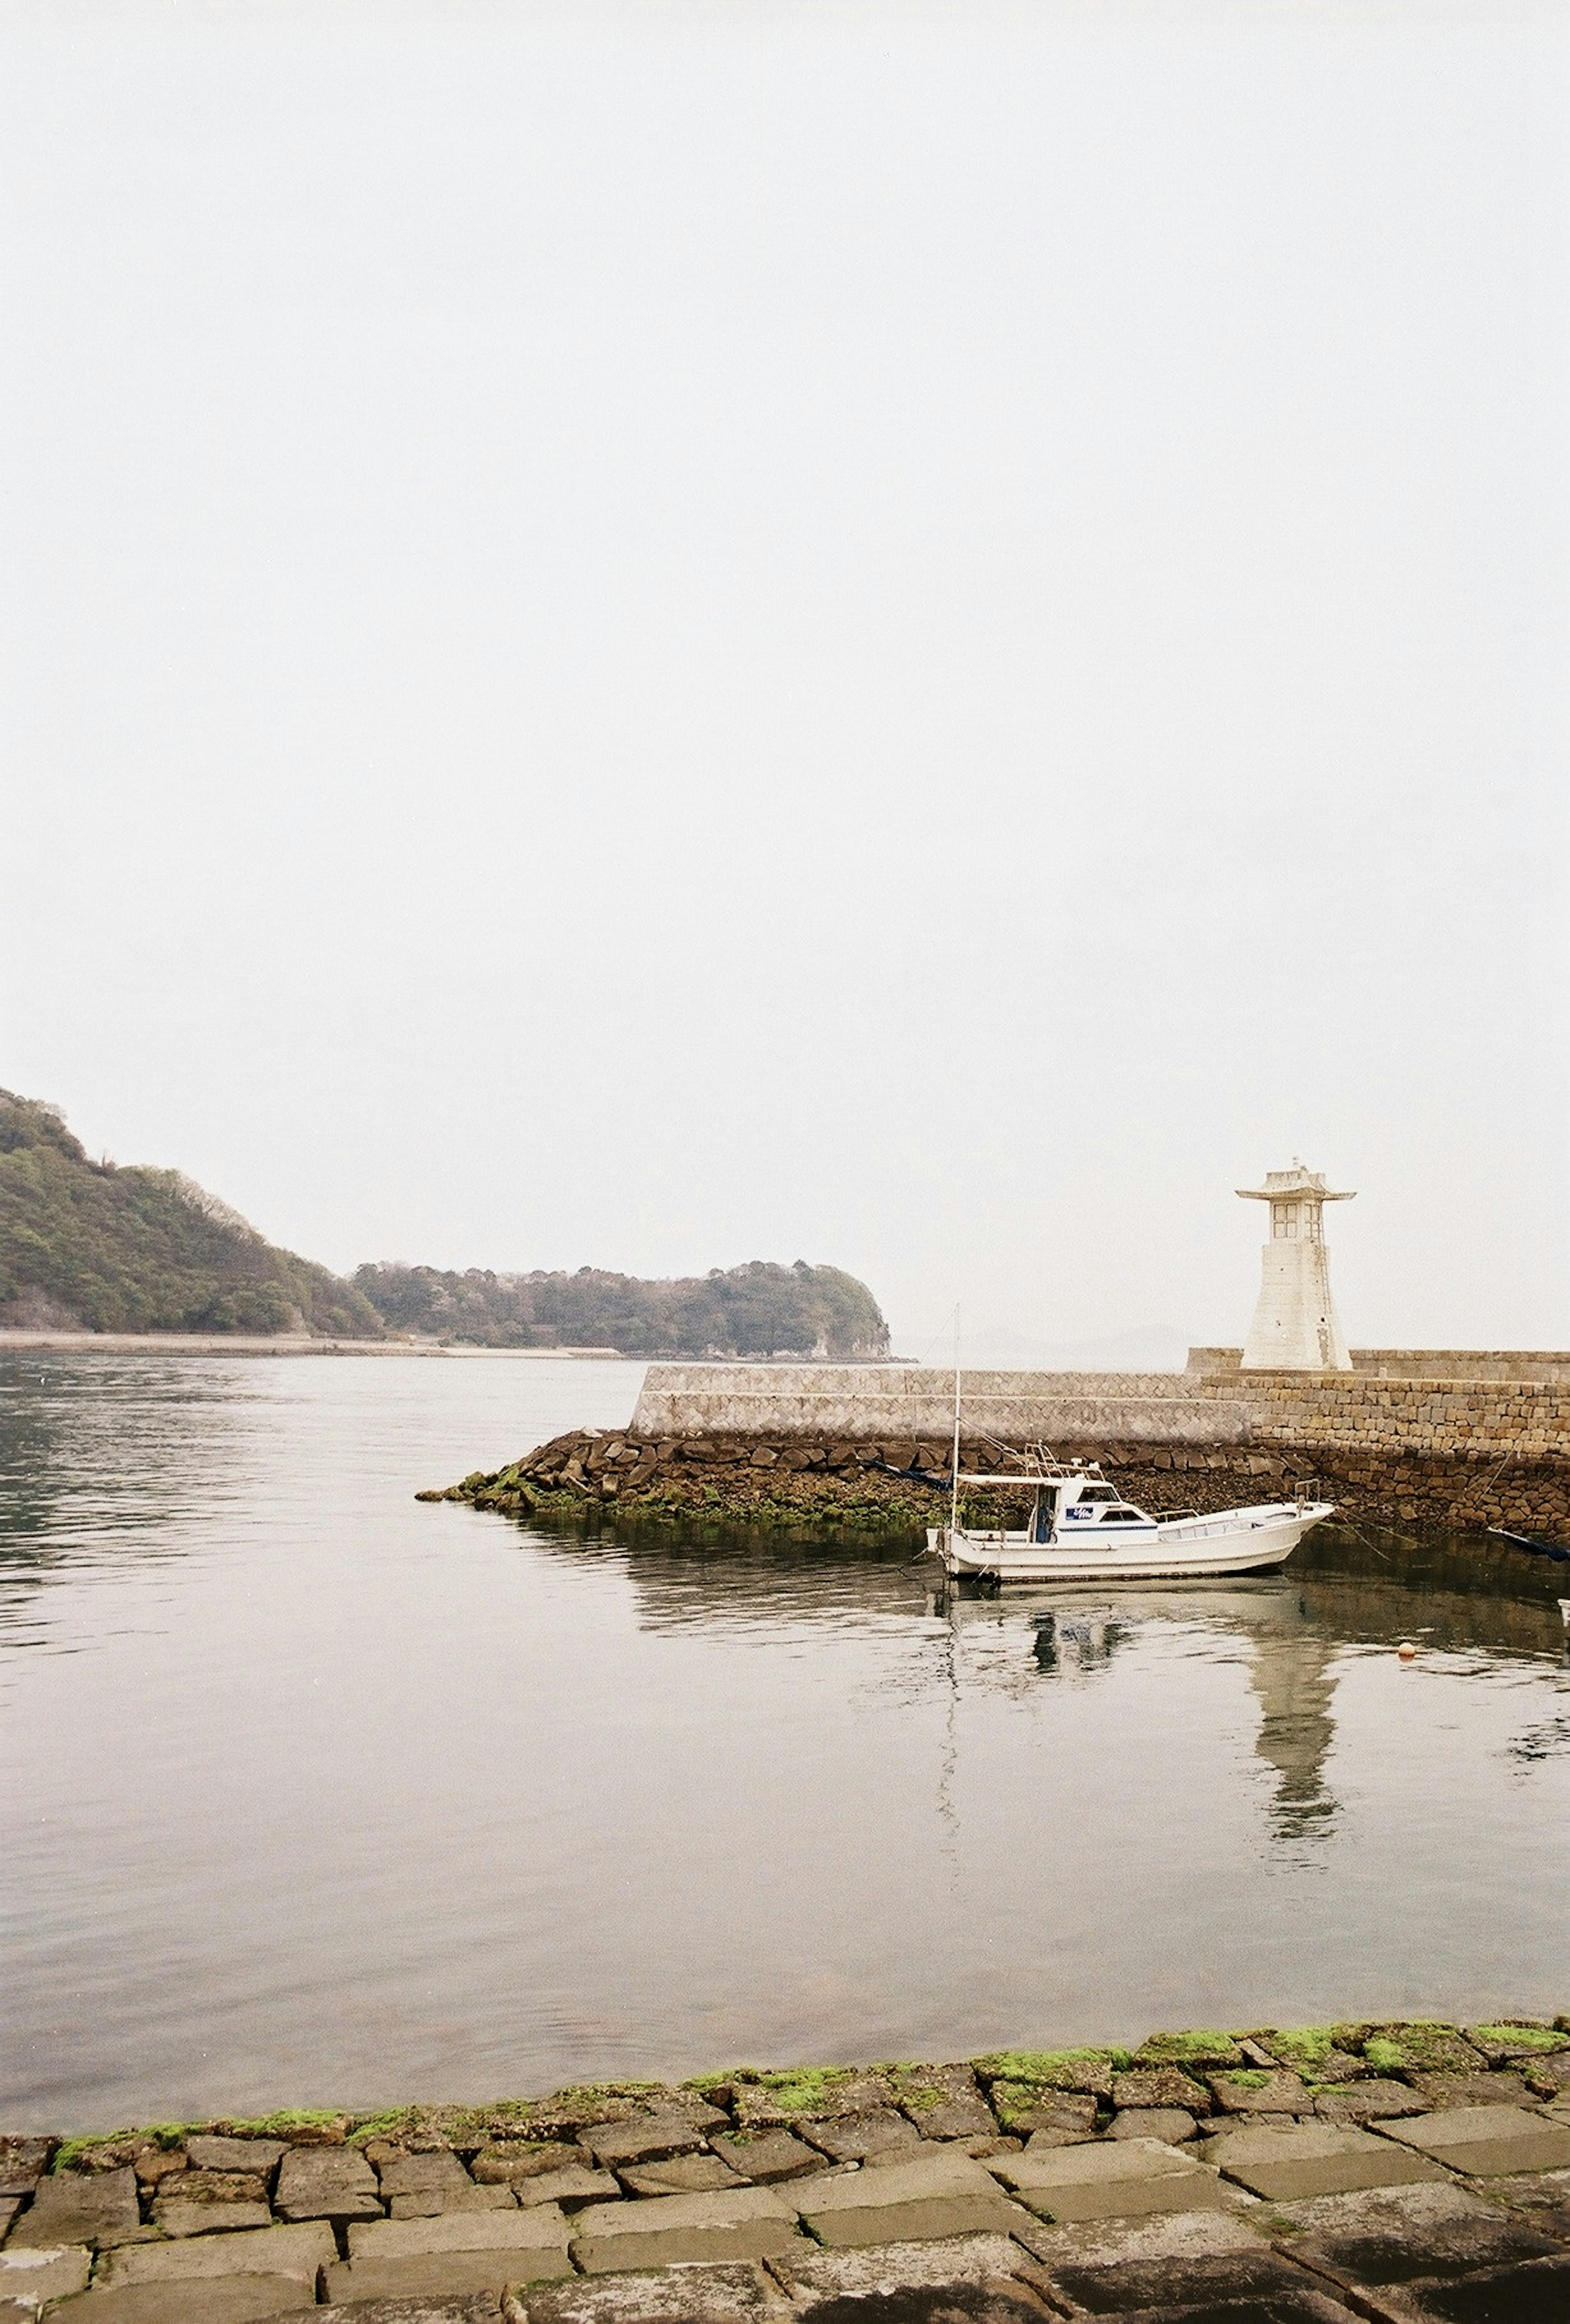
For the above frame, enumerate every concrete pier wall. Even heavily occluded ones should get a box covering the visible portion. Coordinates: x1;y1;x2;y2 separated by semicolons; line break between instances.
630;1365;1250;1445
632;1362;1570;1465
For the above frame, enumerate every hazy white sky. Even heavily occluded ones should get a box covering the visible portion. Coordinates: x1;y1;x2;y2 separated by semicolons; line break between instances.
3;0;1566;1361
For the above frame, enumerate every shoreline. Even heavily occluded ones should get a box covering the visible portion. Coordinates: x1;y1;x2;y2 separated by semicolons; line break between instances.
0;1333;631;1360
7;2019;1570;2318
428;1428;1570;1543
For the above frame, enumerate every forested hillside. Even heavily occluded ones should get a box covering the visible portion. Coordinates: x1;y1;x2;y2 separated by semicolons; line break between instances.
0;1092;384;1336
0;1089;891;1354
353;1259;889;1357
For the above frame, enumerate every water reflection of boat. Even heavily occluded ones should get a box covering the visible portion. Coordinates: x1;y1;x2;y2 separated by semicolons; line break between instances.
929;1457;1333;1584
937;1577;1342;1842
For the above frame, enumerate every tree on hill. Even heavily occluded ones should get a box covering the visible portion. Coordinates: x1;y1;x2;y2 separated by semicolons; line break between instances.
353;1257;889;1357
0;1090;383;1336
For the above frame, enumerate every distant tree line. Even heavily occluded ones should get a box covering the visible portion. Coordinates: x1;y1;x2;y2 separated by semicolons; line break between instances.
0;1091;382;1337
352;1259;889;1357
0;1089;891;1355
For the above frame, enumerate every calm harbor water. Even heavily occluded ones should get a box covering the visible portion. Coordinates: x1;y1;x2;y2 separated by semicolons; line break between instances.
2;1351;1568;2130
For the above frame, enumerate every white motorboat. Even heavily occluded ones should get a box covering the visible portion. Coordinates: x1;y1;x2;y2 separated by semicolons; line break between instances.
928;1458;1333;1585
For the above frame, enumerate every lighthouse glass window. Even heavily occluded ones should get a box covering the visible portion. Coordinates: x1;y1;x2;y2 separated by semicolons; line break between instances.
1272;1202;1300;1238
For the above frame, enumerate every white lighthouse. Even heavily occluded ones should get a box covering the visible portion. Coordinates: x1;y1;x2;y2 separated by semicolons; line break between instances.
1237;1163;1355;1371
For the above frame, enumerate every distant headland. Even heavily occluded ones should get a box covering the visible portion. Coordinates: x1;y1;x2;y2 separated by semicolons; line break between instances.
0;1091;888;1359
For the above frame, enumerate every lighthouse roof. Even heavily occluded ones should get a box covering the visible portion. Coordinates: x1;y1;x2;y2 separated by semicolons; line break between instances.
1237;1165;1355;1203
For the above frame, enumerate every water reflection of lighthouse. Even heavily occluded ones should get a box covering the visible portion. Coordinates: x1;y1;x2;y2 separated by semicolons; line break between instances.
1026;1581;1339;1844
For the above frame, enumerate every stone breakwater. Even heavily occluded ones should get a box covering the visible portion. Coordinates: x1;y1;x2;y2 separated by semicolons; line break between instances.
425;1425;1570;1541
7;2019;1570;2321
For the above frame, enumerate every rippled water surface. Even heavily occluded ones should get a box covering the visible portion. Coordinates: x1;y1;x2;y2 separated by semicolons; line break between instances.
2;1352;1568;2128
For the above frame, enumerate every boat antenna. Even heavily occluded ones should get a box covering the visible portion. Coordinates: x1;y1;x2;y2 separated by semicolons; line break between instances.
949;1305;962;1539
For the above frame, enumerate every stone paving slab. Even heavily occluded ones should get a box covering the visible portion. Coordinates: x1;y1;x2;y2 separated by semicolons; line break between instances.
150;2192;274;2238
1208;2074;1310;2117
795;2153;1005;2214
0;2241;93;2304
1377;2104;1570;2177
380;2155;477;2201
1108;2111;1198;2146
1368;2252;1570;2321
765;2232;1037;2306
96;2221;336;2290
304;2301;498;2324
709;2132;829;2185
391;2183;520;2219
774;2288;1061;2324
989;2140;1229;2225
1104;2288;1357;2323
49;2279;321;2323
989;2091;1100;2138
578;2118;713;2170
324;2250;574;2304
349;2210;573;2262
1485;2164;1570;2240
1265;2179;1562;2292
473;2146;583;2187
512;2169;619;2212
1206;2124;1447;2202
1112;2074;1211;2118
572;2225;806;2275
1016;2207;1269;2277
569;2187;802;2274
802;2196;1035;2252
1312;2083;1430;2127
0;2145;53;2201
186;2138;287;2177
732;2077;892;2132
516;2259;786;2323
7;2168;142;2249
1008;2205;1305;2316
620;2157;747;2197
274;2145;382;2222
1406;2073;1534;2113
801;2113;922;2165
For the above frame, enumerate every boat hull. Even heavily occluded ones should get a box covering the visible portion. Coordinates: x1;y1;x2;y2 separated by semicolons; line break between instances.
932;1501;1333;1583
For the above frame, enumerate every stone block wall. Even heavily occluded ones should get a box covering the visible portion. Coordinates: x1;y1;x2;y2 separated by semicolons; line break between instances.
1190;1346;1570;1383
630;1365;1248;1445
632;1362;1570;1471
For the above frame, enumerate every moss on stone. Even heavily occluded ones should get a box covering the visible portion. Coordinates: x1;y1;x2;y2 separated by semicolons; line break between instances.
733;2066;857;2118
971;2047;1127;2088
1133;2031;1245;2068
1470;2023;1570;2055
1357;2022;1482;2075
1258;2027;1338;2070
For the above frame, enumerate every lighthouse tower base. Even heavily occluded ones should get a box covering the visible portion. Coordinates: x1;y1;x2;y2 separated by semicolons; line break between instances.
1242;1239;1351;1371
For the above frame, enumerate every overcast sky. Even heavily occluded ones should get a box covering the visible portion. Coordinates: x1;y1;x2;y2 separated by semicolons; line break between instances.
3;0;1566;1362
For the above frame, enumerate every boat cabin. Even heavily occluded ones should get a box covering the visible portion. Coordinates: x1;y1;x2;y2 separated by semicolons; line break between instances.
953;1462;1157;1543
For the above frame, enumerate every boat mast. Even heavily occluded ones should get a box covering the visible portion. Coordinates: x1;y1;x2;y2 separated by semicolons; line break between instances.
949;1306;961;1540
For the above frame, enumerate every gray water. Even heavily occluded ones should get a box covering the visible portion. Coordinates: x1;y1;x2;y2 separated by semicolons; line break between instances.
2;1352;1567;2131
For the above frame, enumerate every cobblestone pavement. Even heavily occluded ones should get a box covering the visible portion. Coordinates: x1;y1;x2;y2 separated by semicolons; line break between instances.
6;2020;1570;2321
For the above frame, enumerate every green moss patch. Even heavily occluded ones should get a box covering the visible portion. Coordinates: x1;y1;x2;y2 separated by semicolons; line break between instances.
1357;2023;1484;2075
971;2048;1127;2090
1469;2023;1570;2057
1133;2031;1245;2070
733;2067;858;2118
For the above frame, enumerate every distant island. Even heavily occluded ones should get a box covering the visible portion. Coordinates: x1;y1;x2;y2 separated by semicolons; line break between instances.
353;1260;889;1358
0;1091;889;1357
